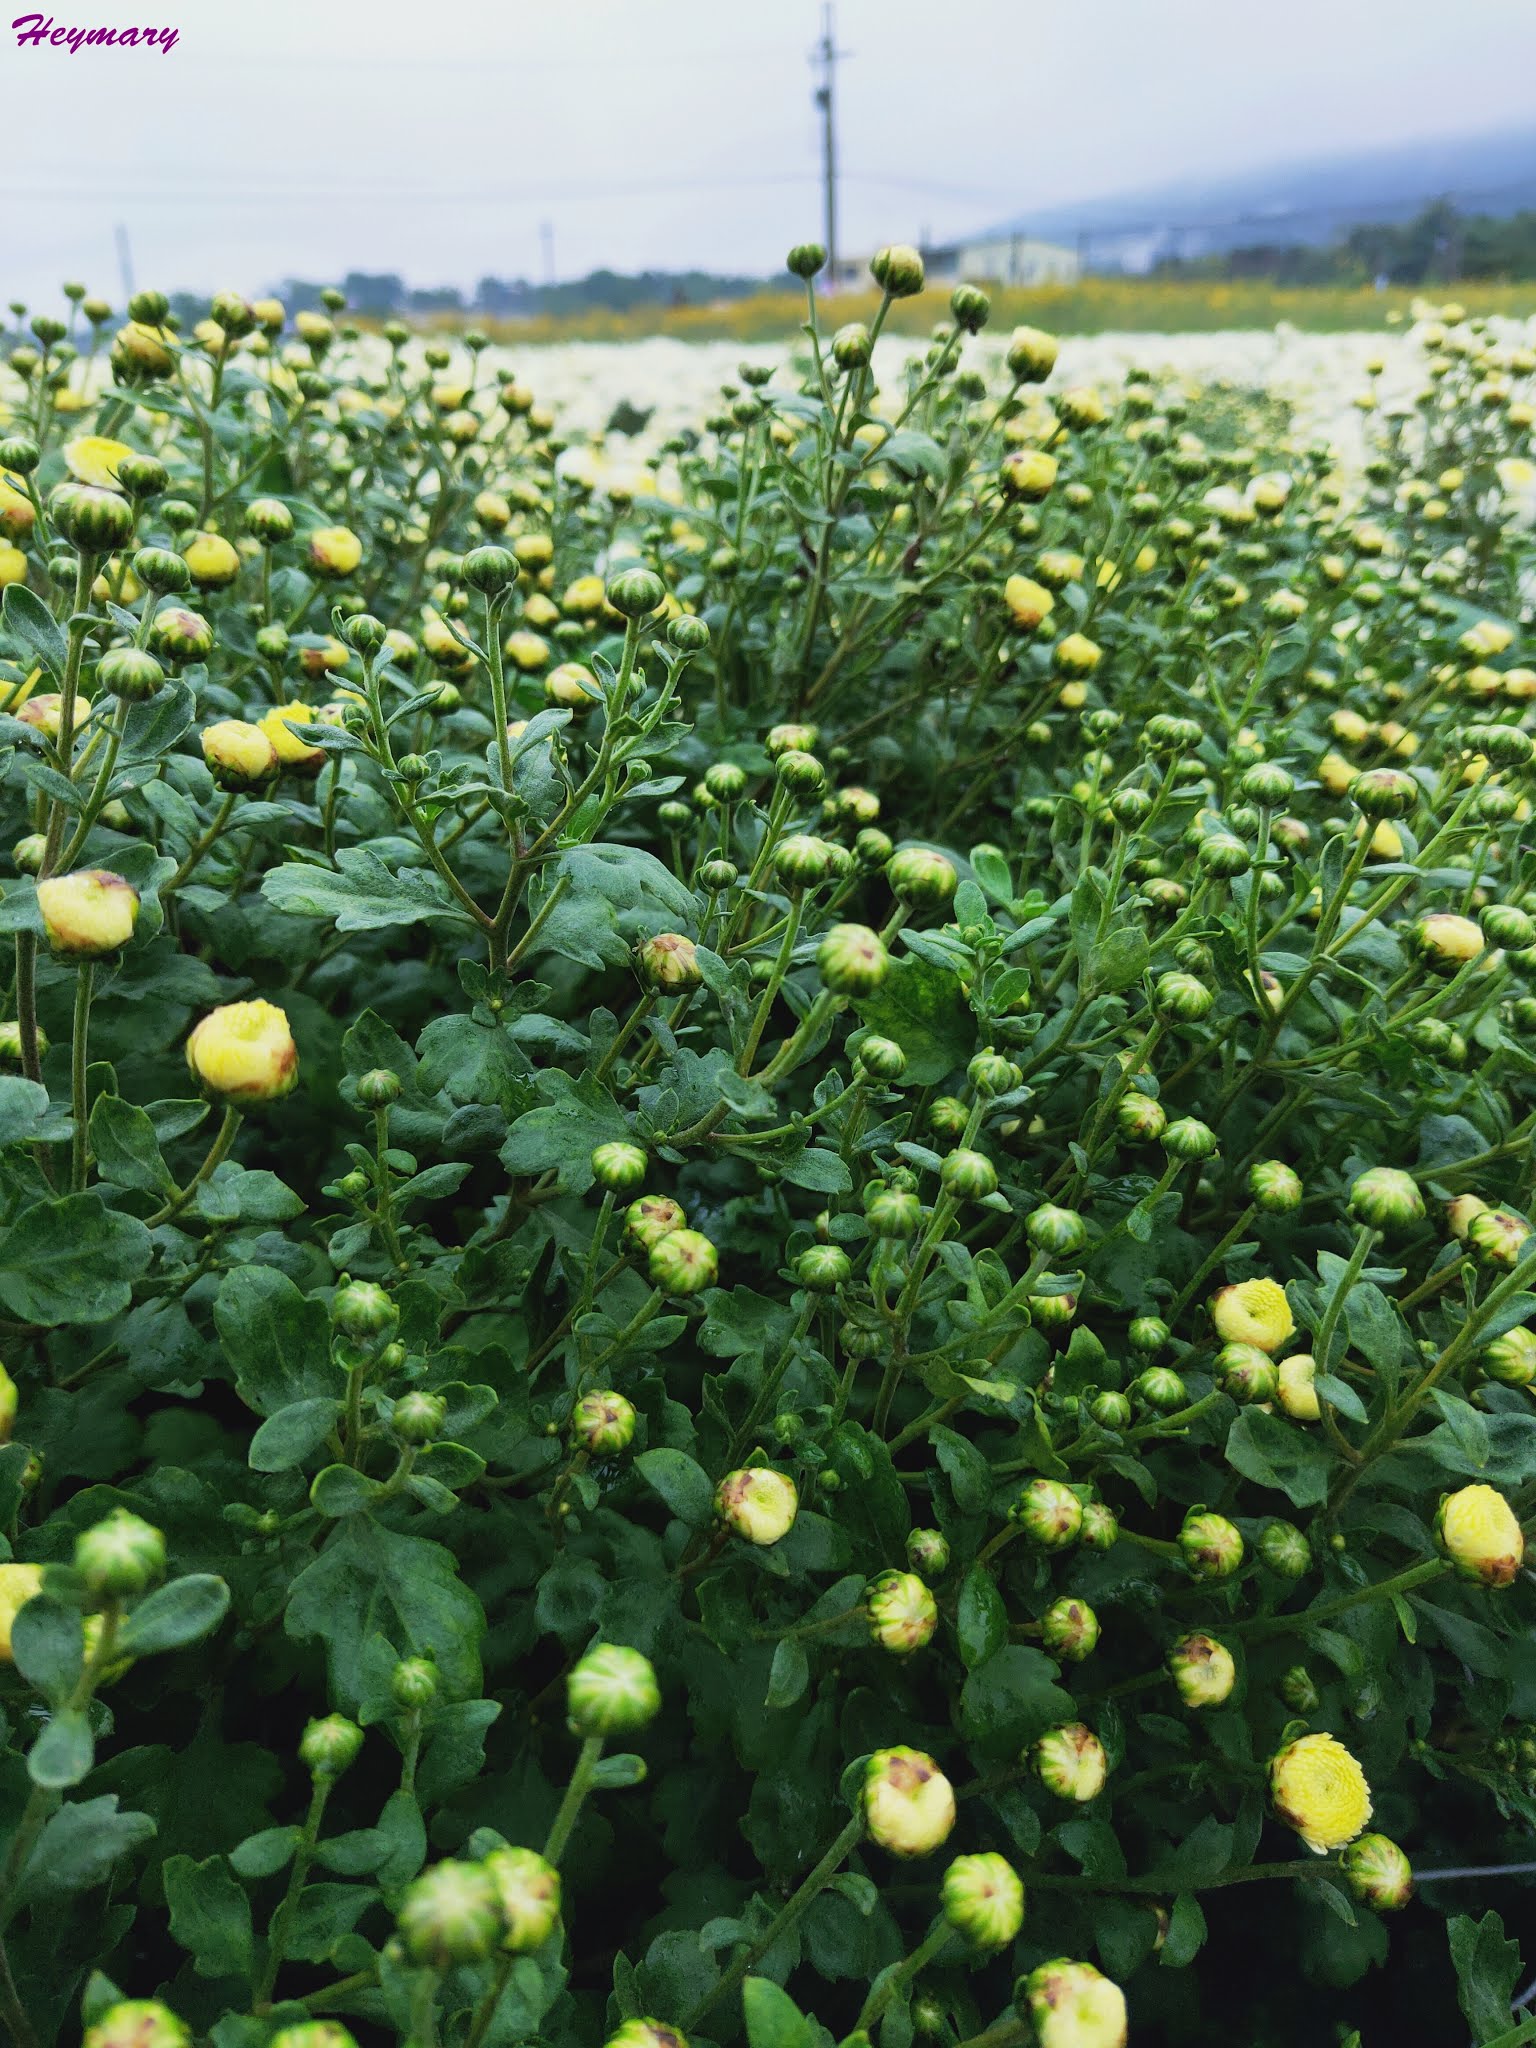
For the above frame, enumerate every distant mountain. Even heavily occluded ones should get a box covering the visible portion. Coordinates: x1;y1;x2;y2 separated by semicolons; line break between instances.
984;126;1536;271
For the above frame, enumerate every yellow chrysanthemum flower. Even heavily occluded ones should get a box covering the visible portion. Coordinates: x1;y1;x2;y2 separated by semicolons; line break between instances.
1435;1483;1525;1587
63;436;135;489
1209;1278;1295;1354
1270;1732;1372;1854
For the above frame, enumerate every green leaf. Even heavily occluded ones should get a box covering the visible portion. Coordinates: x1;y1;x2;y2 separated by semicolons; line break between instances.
249;1398;343;1473
89;1094;175;1195
743;1976;815;2048
1085;925;1150;994
960;1645;1075;1754
28;1707;94;1788
285;1519;485;1712
0;1075;69;1148
263;846;478;931
117;1575;230;1657
0;1193;153;1326
310;1464;388;1516
765;1637;809;1709
24;1796;155;1897
956;1564;1007;1670
10;1595;84;1706
500;1069;629;1195
163;1852;255;1982
854;954;973;1086
1225;1406;1331;1507
3;582;68;678
1449;1911;1523;2043
214;1265;339;1417
635;1448;715;1528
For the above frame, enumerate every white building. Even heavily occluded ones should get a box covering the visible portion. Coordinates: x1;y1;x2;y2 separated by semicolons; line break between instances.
926;234;1081;287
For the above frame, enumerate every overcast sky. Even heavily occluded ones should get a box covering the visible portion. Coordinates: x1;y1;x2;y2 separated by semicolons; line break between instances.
5;0;1535;308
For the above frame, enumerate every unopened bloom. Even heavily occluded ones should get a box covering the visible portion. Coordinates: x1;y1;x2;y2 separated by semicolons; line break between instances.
1269;1731;1372;1854
863;1747;956;1857
1040;1596;1099;1663
1178;1510;1244;1580
940;1851;1024;1949
817;922;888;995
1033;1722;1107;1802
187;1000;298;1102
308;525;363;578
36;869;139;955
260;700;326;774
1167;1633;1236;1708
636;932;700;991
0;1563;44;1661
396;1859;503;1966
571;1391;636;1456
716;1468;798;1546
567;1643;660;1735
84;2004;192;2048
1276;1352;1322;1422
1021;1959;1127;2048
1435;1483;1524;1586
483;1846;561;1951
1349;1167;1425;1233
1015;1477;1082;1550
649;1227;717;1295
1210;1277;1294;1353
867;1570;938;1652
1341;1833;1414;1911
202;718;280;790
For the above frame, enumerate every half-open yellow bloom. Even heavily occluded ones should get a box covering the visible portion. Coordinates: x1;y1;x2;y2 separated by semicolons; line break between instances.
1210;1278;1294;1354
1270;1732;1372;1854
1436;1483;1525;1587
63;436;135;489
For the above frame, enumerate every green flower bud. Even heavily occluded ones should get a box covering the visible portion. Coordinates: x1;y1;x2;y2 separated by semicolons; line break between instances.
606;568;666;619
817;922;888;996
1033;1723;1108;1802
796;1244;851;1292
1133;1366;1186;1411
1483;903;1536;949
704;761;748;804
1197;832;1251;878
1026;1204;1087;1255
1040;1595;1100;1663
50;481;134;552
396;1859;504;1966
1005;325;1058;382
1239;762;1294;806
1127;1315;1169;1355
699;858;738;892
1020;1959;1128;2048
968;1048;1021;1095
1161;1117;1218;1161
670;614;711;652
461;545;517;593
96;646;165;703
624;1194;686;1252
773;833;835;888
775;755;827;804
1349;1167;1425;1233
1014;1477;1082;1550
1258;1520;1313;1579
247;497;295;544
1468;1207;1533;1269
863;1746;956;1857
1088;1389;1131;1431
868;1569;939;1653
906;1527;950;1578
887;845;958;907
1179;1509;1244;1579
571;1390;636;1455
568;1643;661;1735
592;1140;648;1191
1030;1286;1078;1330
1217;1344;1277;1404
299;1714;364;1778
1350;767;1418;819
1484;1326;1536;1387
132;546;191;594
391;1657;440;1711
1341;1833;1414;1912
941;1851;1024;1950
331;1279;398;1342
356;1067;401;1108
636;932;701;991
149;606;214;663
483;1845;562;1951
605;2024;688;2048
871;244;926;296
392;1392;446;1446
1249;1159;1303;1213
787;242;828;278
866;1186;923;1237
1116;1091;1166;1142
268;2026;357;2048
1167;1632;1236;1709
74;1509;165;1598
835;1038;901;1094
1079;1500;1120;1550
649;1227;718;1295
716;1467;798;1546
940;1148;998;1201
1280;1664;1320;1713
1153;971;1214;1022
84;2004;191;2048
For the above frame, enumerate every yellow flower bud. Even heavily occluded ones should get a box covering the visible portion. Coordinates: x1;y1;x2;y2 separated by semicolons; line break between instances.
183;531;241;589
259;701;327;774
36;869;139;956
1435;1483;1524;1587
202;719;280;792
863;1746;956;1858
1276;1352;1321;1421
1003;574;1054;632
186;999;298;1103
308;526;363;579
0;1563;45;1660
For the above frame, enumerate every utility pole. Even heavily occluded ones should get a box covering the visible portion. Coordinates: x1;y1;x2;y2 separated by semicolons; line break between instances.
812;4;844;287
